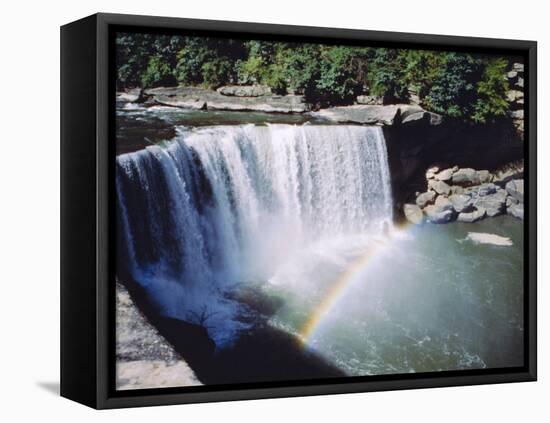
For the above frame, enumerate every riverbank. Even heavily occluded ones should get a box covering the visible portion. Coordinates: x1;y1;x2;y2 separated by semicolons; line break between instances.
116;282;202;390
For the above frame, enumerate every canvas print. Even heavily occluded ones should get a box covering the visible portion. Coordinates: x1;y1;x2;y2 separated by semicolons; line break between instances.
114;31;525;391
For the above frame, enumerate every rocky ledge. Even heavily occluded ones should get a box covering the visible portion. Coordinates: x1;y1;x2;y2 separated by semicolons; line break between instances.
118;86;310;114
403;164;524;225
313;104;443;126
116;282;201;390
117;86;443;125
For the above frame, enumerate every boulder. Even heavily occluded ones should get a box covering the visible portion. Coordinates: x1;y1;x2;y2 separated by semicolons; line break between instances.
424;196;455;223
477;170;493;183
506;90;524;102
457;208;486;223
428;179;451;196
477;183;498;197
506;196;519;207
450;185;465;195
434;167;455;182
449;194;474;213
510;109;524;120
416;191;436;208
512;63;524;72
474;189;507;217
507;203;524;220
452;168;480;186
426;166;439;180
404;204;424;225
505;179;524;203
217;85;272;97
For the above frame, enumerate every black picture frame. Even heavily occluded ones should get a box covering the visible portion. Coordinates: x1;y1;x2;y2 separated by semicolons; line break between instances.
61;12;537;409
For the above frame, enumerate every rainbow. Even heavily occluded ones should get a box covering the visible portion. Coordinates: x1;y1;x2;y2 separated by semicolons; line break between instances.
299;223;411;345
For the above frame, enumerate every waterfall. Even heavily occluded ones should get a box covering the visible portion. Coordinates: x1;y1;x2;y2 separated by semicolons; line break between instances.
116;123;393;346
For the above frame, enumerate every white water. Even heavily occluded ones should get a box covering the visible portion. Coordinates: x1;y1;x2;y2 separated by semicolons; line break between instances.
116;124;393;345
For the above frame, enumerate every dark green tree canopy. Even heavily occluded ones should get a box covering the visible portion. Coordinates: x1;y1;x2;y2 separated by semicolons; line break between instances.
116;32;517;122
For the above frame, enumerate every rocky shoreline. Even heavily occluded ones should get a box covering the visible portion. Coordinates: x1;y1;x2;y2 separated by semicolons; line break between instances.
116;282;202;390
404;164;524;225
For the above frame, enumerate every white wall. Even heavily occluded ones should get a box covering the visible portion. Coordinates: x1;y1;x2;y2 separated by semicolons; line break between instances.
1;0;546;420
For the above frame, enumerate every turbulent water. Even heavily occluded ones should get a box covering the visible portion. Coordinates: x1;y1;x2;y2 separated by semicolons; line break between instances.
116;124;393;345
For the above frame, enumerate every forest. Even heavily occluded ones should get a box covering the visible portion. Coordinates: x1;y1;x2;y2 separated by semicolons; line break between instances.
116;33;517;123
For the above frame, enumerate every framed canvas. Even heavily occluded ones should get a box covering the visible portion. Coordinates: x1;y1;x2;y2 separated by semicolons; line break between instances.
60;13;537;409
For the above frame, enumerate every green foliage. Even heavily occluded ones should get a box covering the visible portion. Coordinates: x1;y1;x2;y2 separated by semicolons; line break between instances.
116;33;514;122
424;53;482;118
472;58;510;123
315;47;364;104
366;49;410;102
141;55;175;88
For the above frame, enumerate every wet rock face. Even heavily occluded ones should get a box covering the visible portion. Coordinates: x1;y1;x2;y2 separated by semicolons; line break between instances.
404;164;524;224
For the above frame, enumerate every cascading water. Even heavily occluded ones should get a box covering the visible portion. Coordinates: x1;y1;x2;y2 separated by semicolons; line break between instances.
116;123;393;346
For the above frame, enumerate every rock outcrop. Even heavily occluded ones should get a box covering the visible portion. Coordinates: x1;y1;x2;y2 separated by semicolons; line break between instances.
118;86;311;113
403;164;524;225
116;282;201;390
314;104;443;126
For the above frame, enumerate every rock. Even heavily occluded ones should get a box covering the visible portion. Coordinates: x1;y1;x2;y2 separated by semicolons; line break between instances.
117;88;144;104
516;77;524;89
506;90;524;102
510;109;524;120
116;282;202;389
144;86;310;113
426;166;439;179
493;165;524;185
217;85;272;97
450;185;465;195
452;168;480;186
507;70;518;80
505;179;524;202
507;203;524;220
428;179;451;196
434;167;455;182
477;170;493;183
512;63;524;73
314;104;442;126
506;196;519;207
315;105;401;125
424;196;455;223
356;95;383;105
457;207;486;223
474;189;507;217
416;191;436;208
477;183;498;196
404;204;424;225
449;194;474;213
